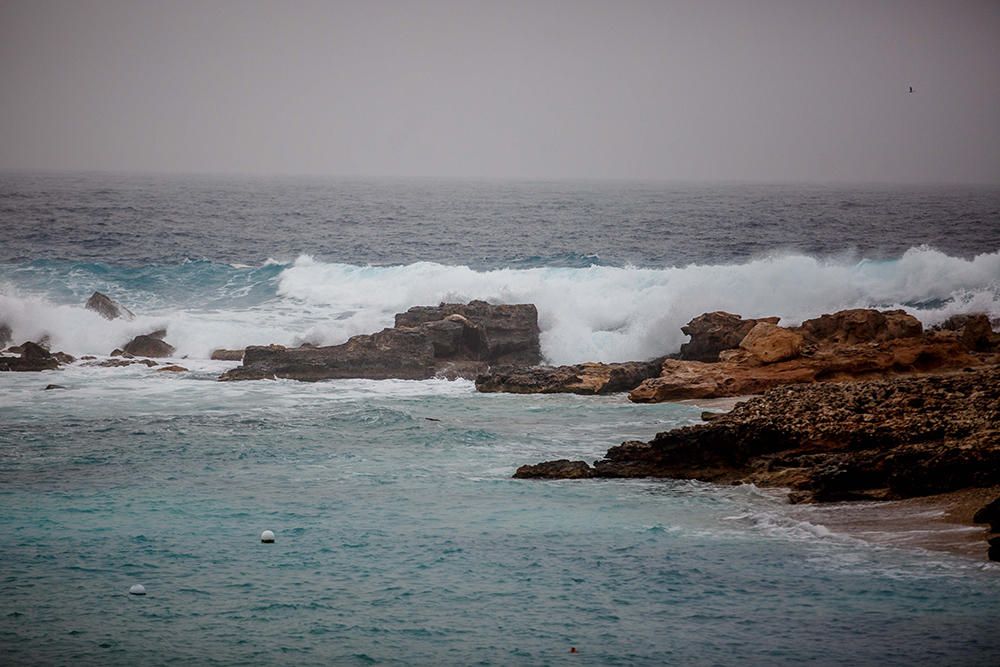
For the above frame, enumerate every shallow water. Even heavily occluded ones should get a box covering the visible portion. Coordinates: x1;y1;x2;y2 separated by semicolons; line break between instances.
2;173;1000;665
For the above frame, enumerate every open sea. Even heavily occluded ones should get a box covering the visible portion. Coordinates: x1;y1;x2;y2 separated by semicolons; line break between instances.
2;172;1000;665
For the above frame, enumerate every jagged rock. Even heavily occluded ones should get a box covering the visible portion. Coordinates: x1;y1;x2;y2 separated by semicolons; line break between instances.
475;358;665;395
122;335;175;358
973;497;1000;532
220;327;436;381
0;341;60;372
222;301;541;382
394;301;541;365
739;322;803;364
935;313;995;352
798;308;922;345
514;460;594;479
85;291;134;321
522;368;1000;505
211;348;245;361
679;312;780;362
630;325;982;403
85;358;158;368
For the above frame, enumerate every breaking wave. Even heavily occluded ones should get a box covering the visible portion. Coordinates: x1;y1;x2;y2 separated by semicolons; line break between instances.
1;245;997;362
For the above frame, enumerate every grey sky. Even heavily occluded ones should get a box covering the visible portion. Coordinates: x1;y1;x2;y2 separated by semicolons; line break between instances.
1;0;998;183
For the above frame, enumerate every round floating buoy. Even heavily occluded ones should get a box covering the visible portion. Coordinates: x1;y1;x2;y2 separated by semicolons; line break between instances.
129;584;146;596
260;530;275;543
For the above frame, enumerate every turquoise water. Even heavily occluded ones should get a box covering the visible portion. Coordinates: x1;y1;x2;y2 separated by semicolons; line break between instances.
2;365;999;665
2;174;1000;664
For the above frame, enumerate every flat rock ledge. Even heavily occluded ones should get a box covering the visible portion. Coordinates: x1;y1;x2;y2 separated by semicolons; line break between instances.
475;358;665;395
220;301;540;382
515;366;1000;507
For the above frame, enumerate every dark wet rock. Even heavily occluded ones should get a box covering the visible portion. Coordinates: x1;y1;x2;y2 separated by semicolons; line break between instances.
476;358;665;395
989;535;1000;562
679;311;780;362
221;327;436;381
43;384;67;390
222;301;541;382
85;358;158;368
394;301;541;366
122;335;175;358
0;341;60;372
85;291;134;321
147;329;167;340
973;497;1000;532
514;460;594;479
110;348;126;357
210;348;245;361
156;365;188;373
5;345;23;354
80;355;96;361
520;367;1000;504
51;351;76;365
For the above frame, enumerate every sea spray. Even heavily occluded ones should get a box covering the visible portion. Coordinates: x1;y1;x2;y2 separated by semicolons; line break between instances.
1;246;998;361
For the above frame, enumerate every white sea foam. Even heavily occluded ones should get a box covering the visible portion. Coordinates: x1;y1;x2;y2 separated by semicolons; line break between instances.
1;246;997;361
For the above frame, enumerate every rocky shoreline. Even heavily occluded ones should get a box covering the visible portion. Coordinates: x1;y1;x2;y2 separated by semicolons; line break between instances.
4;292;999;558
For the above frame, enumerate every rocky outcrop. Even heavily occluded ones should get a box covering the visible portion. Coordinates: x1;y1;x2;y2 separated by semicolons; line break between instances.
122;335;175;358
934;313;997;352
221;328;436;381
628;308;995;403
210;348;245;361
514;460;594;479
678;312;780;361
394;301;541;366
798;308;922;345
0;341;66;372
220;301;541;382
85;291;134;321
630;334;982;402
517;367;1000;505
475;358;665;395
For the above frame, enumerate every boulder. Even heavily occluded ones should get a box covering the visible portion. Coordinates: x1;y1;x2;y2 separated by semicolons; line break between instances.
85;291;134;321
394;301;541;365
475;358;665;395
0;341;60;372
220;327;436;381
514;460;594;479
798;309;921;345
122;335;176;358
739;322;804;364
679;312;780;362
156;365;188;373
211;348;245;361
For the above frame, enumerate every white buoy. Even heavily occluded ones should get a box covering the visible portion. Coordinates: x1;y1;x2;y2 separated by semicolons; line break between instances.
129;584;146;596
260;530;275;543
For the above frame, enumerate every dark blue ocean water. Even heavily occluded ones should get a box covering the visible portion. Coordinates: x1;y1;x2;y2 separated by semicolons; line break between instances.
2;172;1000;665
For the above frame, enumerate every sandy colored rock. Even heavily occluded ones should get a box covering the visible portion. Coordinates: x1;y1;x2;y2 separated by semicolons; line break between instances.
739;321;803;363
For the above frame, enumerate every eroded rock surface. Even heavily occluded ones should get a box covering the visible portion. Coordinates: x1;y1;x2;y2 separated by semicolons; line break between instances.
518;367;1000;505
475;358;665;395
678;311;780;362
220;301;541;382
